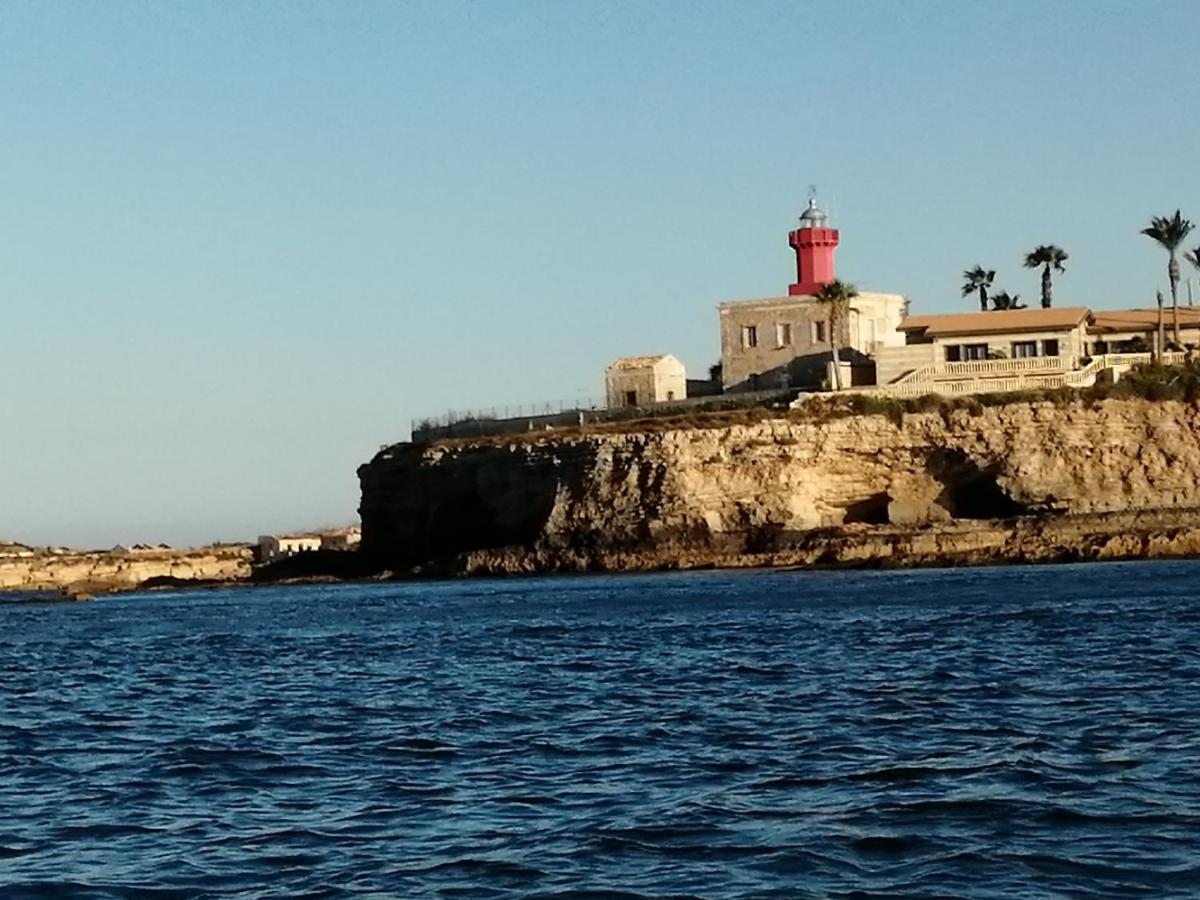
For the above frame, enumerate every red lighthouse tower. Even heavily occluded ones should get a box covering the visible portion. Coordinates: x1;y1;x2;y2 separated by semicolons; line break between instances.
788;197;839;296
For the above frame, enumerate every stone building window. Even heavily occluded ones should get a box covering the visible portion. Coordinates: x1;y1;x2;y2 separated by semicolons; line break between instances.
811;320;827;343
962;343;989;361
1012;340;1038;358
1042;339;1060;357
776;322;792;348
741;325;758;349
625;390;637;406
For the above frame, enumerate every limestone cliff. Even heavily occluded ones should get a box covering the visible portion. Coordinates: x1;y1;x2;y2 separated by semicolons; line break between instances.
358;399;1200;574
0;545;252;596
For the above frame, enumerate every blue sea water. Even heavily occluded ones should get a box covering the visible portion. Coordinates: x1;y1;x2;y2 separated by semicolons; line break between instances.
3;562;1200;898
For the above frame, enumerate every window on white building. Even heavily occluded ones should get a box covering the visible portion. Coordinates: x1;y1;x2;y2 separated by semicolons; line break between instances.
776;322;792;347
962;343;989;361
1012;341;1038;358
741;325;758;349
1043;339;1060;357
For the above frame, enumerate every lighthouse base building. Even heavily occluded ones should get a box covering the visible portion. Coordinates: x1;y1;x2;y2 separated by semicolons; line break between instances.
718;197;908;392
719;291;908;391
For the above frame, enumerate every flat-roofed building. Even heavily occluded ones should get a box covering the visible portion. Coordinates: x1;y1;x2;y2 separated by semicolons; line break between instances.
720;291;908;390
605;354;687;409
1088;307;1200;353
875;307;1091;385
257;533;322;563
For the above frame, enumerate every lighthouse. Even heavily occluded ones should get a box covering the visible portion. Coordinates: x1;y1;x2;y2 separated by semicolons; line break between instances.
787;197;839;296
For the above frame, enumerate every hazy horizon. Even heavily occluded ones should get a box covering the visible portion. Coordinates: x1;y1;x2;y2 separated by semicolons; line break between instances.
4;1;1199;547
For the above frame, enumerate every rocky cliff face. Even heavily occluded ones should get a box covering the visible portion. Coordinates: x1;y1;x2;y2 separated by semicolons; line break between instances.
0;546;252;595
358;399;1200;574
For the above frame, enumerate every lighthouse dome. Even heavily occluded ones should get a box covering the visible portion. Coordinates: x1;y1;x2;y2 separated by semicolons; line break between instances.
798;198;828;227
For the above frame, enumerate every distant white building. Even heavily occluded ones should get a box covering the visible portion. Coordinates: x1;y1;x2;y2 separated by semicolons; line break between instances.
320;527;361;551
257;534;322;562
605;354;687;409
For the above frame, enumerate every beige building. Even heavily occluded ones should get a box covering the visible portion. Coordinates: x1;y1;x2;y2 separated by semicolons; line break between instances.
605;355;687;408
874;307;1091;385
257;533;322;562
320;527;362;551
1088;307;1200;354
719;292;908;391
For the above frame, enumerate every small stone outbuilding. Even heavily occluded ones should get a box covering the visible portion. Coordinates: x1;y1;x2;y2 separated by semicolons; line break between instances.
605;355;687;409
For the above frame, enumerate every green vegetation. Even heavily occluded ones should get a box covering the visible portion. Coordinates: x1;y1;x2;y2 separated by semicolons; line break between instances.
989;290;1025;311
1186;245;1200;286
1023;245;1068;308
1142;210;1195;350
815;280;858;390
1094;358;1200;403
961;265;996;312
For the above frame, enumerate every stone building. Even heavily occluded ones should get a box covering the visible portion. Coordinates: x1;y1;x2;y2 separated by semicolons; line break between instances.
256;533;322;562
720;291;908;391
320;527;362;551
1088;307;1200;354
874;307;1092;385
719;198;907;391
605;355;687;408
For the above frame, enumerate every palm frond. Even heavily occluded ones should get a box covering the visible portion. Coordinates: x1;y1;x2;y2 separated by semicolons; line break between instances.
1143;210;1195;250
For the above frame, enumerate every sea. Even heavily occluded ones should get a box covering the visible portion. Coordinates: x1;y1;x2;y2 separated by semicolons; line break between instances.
3;562;1200;898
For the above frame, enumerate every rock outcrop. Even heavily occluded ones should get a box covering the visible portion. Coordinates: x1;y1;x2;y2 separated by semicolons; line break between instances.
358;398;1200;574
0;545;252;596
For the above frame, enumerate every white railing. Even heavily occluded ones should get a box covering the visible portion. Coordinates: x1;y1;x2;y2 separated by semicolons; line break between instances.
859;351;1191;400
890;354;1075;385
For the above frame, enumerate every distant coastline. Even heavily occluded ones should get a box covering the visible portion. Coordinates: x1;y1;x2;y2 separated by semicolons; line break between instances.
17;390;1200;600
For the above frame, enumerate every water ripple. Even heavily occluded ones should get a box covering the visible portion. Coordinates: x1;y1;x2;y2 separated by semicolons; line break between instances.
3;561;1200;896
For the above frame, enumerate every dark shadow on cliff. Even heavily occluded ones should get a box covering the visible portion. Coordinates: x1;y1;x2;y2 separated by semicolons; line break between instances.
359;442;599;570
250;550;386;584
843;492;892;525
926;449;1028;519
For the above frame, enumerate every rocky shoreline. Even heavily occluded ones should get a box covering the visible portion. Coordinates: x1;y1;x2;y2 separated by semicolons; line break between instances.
6;507;1200;601
437;508;1200;576
0;544;252;599
357;398;1200;579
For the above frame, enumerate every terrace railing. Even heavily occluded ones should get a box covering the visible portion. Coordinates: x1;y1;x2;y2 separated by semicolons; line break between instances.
863;351;1190;400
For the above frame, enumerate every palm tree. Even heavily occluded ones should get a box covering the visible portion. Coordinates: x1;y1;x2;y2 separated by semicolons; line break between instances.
1142;210;1195;346
1023;245;1068;308
990;291;1026;311
961;266;995;312
815;279;858;391
1186;246;1200;306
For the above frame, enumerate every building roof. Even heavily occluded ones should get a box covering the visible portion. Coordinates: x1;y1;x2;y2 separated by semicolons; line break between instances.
1090;307;1200;333
899;306;1090;337
606;354;679;371
719;291;906;311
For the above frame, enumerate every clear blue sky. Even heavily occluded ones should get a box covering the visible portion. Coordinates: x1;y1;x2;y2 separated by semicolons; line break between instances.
3;1;1198;547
